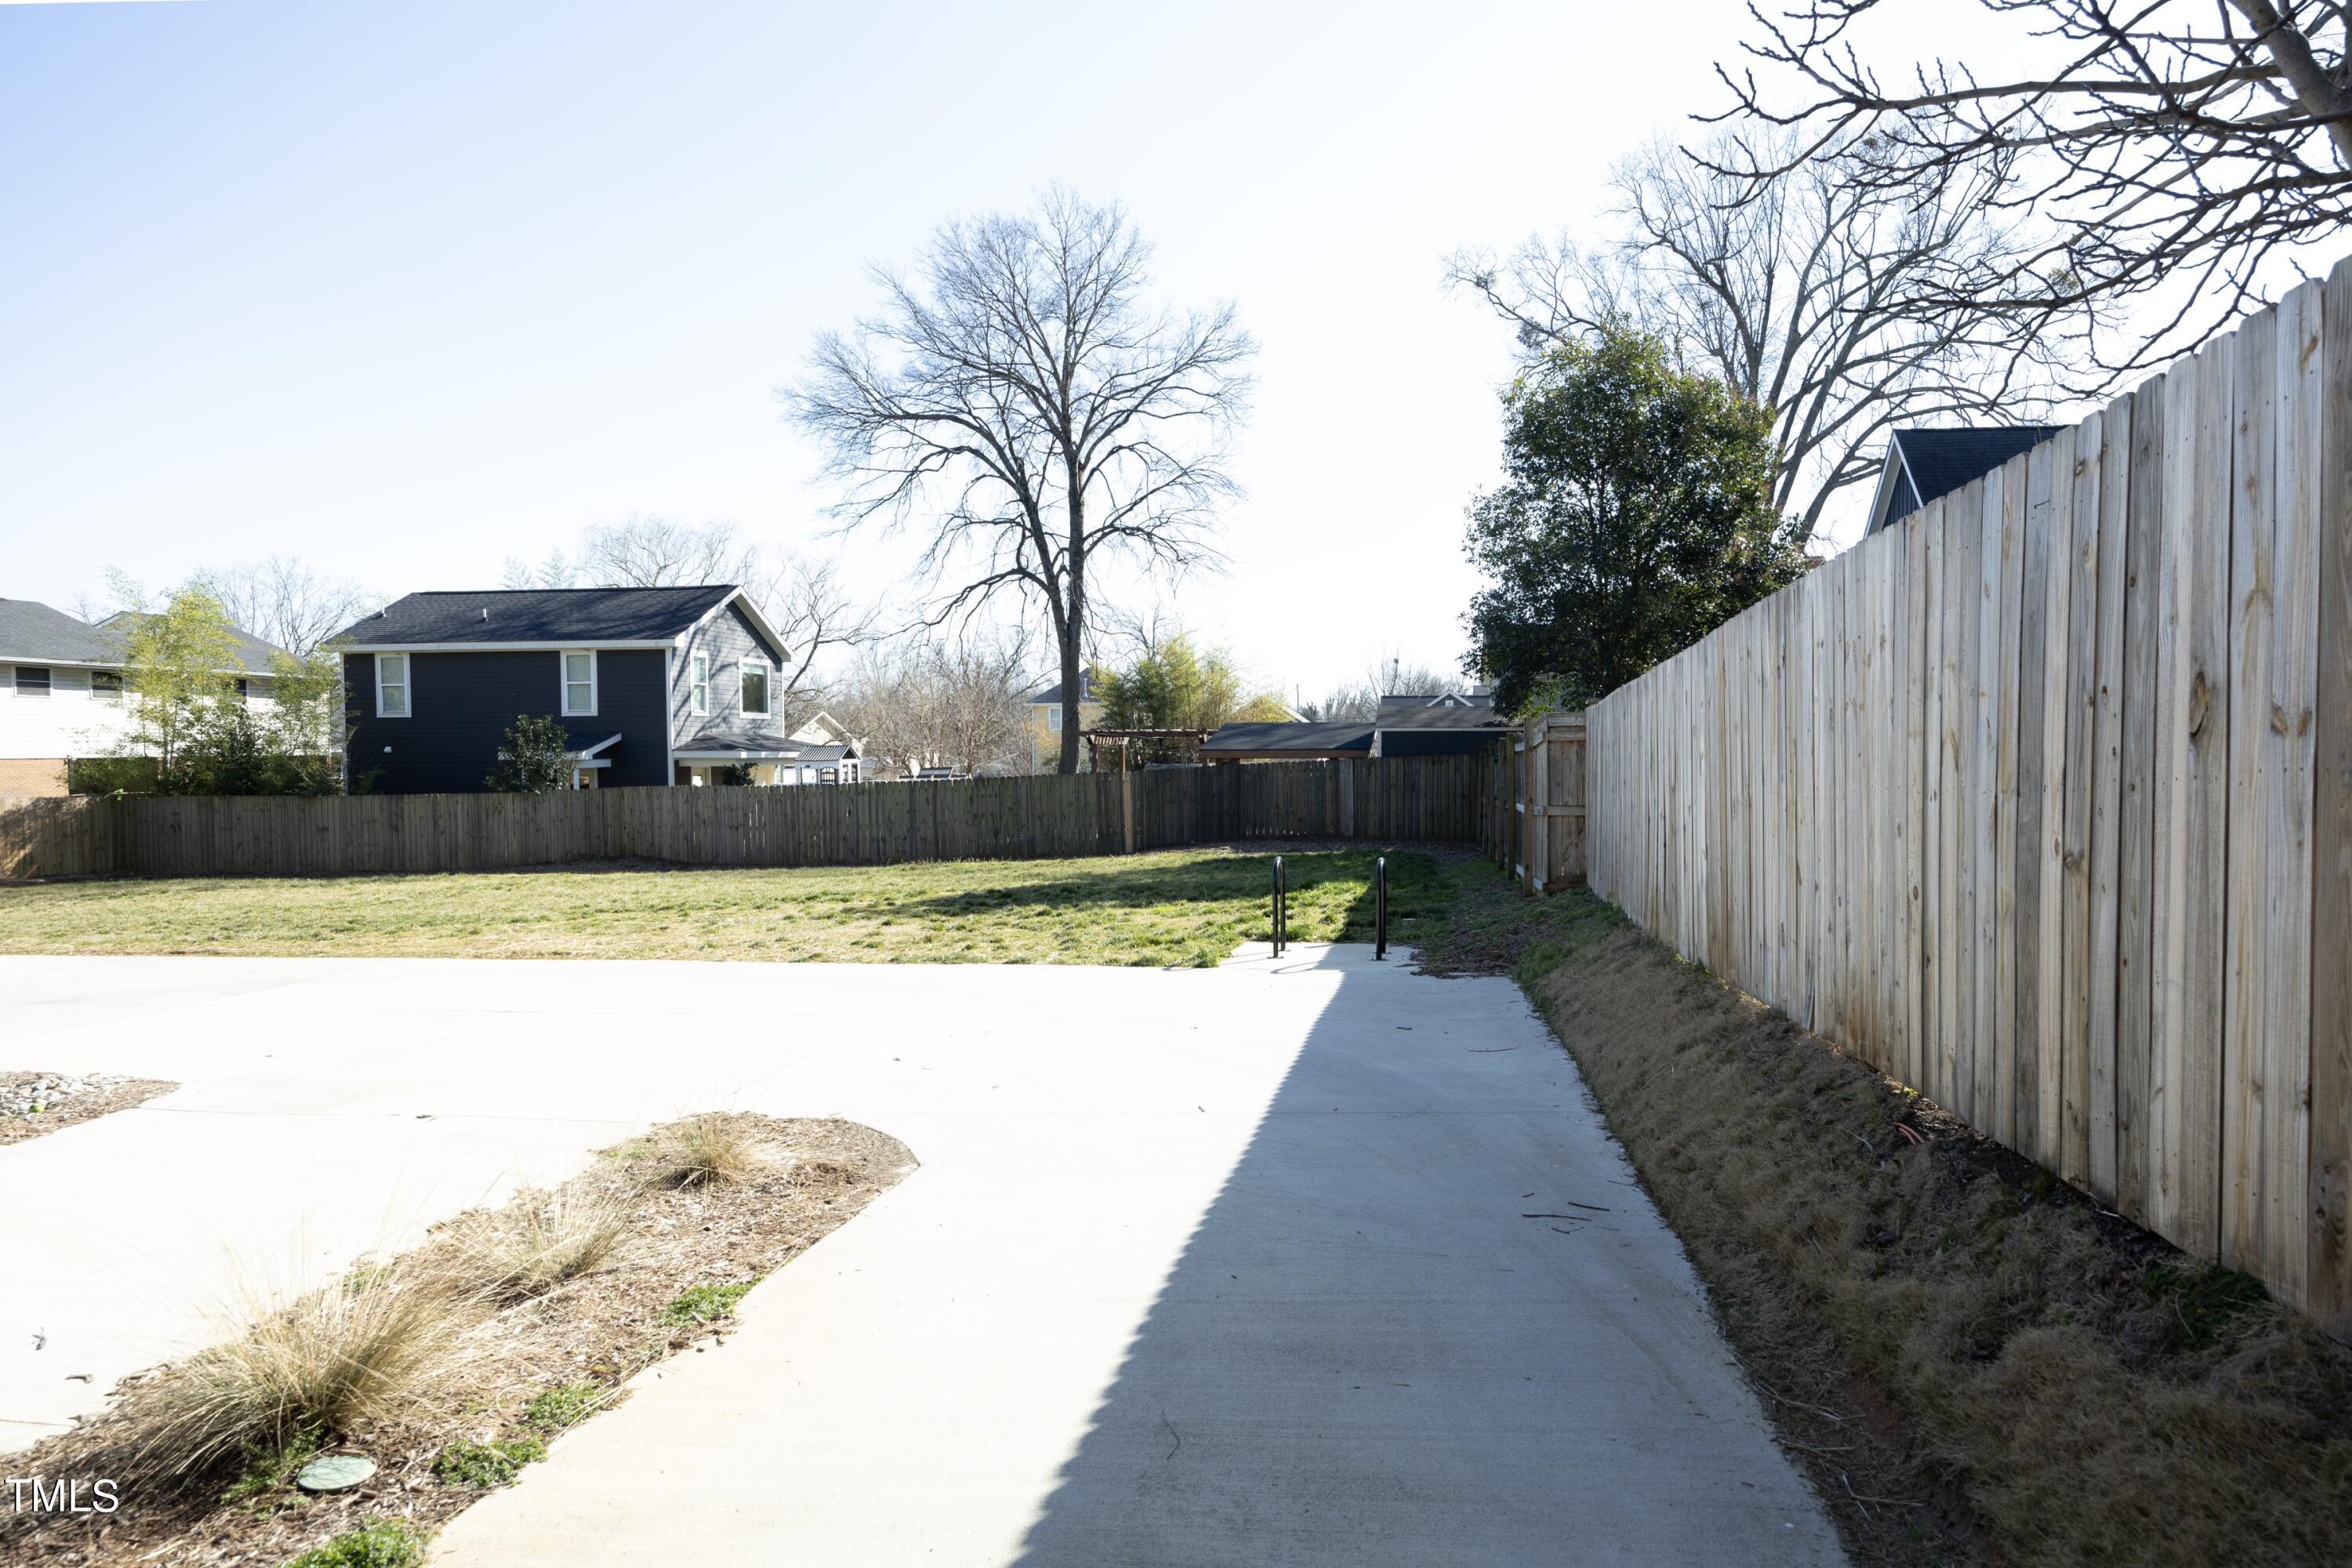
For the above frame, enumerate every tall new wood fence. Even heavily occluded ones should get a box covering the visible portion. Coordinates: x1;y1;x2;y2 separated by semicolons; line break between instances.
1587;260;2352;1336
0;753;1501;881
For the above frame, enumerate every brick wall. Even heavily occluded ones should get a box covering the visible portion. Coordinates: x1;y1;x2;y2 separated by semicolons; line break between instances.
0;757;68;798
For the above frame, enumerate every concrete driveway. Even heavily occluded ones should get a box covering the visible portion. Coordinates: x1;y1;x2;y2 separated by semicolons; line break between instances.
0;948;1842;1566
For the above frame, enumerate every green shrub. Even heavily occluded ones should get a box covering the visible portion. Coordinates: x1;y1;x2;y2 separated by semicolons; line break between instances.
432;1436;546;1488
662;1280;753;1327
67;756;161;796
283;1519;428;1568
521;1382;603;1432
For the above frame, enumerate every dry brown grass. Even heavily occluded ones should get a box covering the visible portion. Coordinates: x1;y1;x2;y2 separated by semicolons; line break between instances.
648;1112;764;1188
441;1184;636;1301
1519;895;2352;1568
133;1264;485;1480
3;1115;913;1568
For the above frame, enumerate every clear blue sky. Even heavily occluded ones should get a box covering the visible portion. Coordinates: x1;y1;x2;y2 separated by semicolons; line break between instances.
2;0;1966;699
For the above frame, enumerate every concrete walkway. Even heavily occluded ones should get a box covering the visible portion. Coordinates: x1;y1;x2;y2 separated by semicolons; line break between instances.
0;949;1842;1566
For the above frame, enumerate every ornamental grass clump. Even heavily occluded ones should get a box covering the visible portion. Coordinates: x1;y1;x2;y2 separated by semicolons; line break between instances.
445;1185;634;1301
651;1112;764;1189
137;1264;483;1479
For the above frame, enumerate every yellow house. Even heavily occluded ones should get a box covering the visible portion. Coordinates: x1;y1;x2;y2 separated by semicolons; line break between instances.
1025;669;1102;772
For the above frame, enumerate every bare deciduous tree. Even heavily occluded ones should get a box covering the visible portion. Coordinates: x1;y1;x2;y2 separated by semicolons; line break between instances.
1715;0;2352;376
786;186;1256;773
832;630;1033;779
499;549;577;591
762;557;880;724
580;515;757;588
215;556;384;655
503;517;877;721
1450;130;2060;545
1305;657;1465;722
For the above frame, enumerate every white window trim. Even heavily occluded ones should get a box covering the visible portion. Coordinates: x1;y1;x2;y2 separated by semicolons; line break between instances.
690;652;710;716
375;653;410;718
561;649;598;717
742;656;771;718
1047;706;1062;731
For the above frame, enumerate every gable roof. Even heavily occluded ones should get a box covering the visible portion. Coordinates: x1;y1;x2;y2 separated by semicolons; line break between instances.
1867;425;2066;535
1374;694;1507;728
790;711;855;745
0;598;121;665
1028;670;1098;706
0;599;288;674
94;611;287;676
673;725;861;763
335;585;778;654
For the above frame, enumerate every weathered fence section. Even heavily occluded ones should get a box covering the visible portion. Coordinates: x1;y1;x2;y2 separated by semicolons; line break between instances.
0;753;1500;882
0;796;117;881
1587;257;2352;1337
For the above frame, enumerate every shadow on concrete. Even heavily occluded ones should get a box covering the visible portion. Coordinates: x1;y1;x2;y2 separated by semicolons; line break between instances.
1006;949;1840;1567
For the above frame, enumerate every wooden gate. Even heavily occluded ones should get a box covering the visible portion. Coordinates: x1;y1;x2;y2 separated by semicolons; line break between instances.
1513;712;1587;895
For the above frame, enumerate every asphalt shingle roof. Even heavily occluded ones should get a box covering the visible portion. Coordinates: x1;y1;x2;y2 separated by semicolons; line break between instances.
94;612;285;675
0;600;286;674
1200;721;1376;755
1894;426;2067;509
337;586;738;647
1372;704;1512;731
676;728;859;760
0;598;121;664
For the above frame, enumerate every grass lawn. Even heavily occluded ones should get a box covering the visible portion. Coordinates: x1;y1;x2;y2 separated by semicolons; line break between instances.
0;847;1468;968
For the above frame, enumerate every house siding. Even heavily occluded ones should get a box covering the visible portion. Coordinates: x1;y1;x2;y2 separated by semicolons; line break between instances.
670;603;788;746
0;663;129;768
0;662;273;778
345;648;670;793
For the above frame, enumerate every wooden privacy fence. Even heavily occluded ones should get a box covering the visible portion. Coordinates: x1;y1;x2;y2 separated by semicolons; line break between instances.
1587;257;2352;1336
0;753;1502;881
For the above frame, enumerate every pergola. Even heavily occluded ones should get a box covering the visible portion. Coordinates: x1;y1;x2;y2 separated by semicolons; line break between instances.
1080;728;1214;773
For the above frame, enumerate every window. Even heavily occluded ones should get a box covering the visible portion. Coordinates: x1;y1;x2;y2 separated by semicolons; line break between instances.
234;677;250;706
741;658;769;717
561;650;597;716
375;653;409;717
690;653;710;716
91;670;122;702
1047;706;1062;731
15;666;52;696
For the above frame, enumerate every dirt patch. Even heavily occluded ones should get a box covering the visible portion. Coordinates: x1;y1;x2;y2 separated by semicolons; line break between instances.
1519;896;2352;1568
0;1073;175;1147
0;1114;913;1566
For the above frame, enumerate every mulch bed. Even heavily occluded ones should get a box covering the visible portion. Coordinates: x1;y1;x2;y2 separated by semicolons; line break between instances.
0;1073;176;1147
0;1114;913;1566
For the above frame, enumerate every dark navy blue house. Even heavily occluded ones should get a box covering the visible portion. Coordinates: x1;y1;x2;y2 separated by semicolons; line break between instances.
336;584;830;794
1197;691;1512;763
1863;425;2066;535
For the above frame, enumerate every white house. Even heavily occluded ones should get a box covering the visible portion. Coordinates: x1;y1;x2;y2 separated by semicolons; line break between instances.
0;598;288;798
